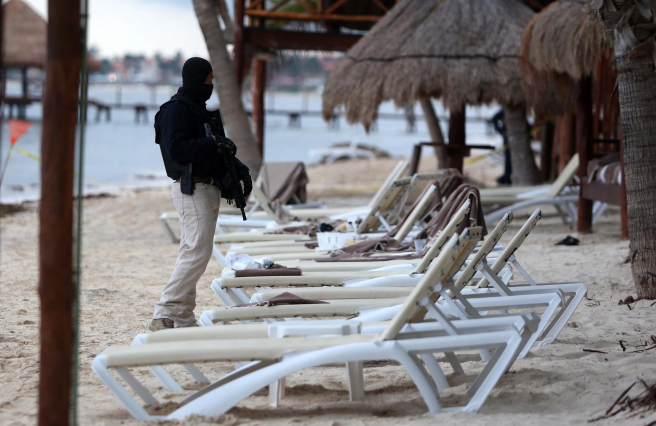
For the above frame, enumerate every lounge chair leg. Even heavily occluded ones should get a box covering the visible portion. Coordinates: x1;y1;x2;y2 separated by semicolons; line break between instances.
115;367;159;406
419;353;449;392
539;284;587;345
149;366;184;391
184;364;210;384
268;378;285;407
464;332;522;412
159;213;180;244
346;361;365;401
212;245;230;267
92;357;155;421
518;295;562;358
395;350;441;414
467;346;504;396
444;352;465;375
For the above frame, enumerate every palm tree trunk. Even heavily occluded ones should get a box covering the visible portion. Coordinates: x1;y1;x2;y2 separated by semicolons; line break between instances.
419;98;447;169
192;0;262;174
612;54;656;299
598;0;656;299
504;106;542;186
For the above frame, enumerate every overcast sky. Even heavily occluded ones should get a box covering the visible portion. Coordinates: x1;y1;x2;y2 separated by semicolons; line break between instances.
21;0;224;58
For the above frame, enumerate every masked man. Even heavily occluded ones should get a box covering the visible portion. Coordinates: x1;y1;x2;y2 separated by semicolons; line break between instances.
150;57;252;330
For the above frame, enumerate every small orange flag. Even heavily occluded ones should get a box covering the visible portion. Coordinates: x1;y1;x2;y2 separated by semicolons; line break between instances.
9;119;31;146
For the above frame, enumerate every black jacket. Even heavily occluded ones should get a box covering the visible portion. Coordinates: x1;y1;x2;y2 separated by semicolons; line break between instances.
155;92;233;181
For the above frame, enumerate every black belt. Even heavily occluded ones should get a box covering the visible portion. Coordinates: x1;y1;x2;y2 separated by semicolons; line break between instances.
175;176;212;184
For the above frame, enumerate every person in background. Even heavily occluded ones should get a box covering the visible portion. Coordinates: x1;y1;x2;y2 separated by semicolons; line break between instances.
491;109;512;185
150;57;252;330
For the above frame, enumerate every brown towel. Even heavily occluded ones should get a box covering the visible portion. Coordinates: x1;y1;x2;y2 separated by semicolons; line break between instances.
235;268;302;278
332;180;443;255
311;182;487;263
232;292;328;307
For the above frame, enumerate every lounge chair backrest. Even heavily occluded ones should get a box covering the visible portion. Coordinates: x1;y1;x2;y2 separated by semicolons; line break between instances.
454;212;513;290
357;176;413;234
405;169;457;205
411;227;482;322
366;161;409;209
403;170;451;206
391;184;438;243
477;209;541;288
413;199;471;274
546;154;579;197
378;233;461;341
250;184;277;217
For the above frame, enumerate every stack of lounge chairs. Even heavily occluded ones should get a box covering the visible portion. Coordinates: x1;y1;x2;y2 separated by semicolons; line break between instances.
96;162;589;420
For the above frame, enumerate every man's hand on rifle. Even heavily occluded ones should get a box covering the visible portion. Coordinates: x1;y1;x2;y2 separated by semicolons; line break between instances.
236;160;253;198
215;137;237;157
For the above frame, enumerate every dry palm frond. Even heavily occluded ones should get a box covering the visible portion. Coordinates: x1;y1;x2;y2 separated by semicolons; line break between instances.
520;0;612;117
322;0;535;131
3;0;47;68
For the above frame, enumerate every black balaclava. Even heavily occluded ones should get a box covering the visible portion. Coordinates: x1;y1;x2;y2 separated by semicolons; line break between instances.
181;57;213;104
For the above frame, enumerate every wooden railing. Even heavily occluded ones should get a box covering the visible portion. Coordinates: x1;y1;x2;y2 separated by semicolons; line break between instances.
244;0;398;23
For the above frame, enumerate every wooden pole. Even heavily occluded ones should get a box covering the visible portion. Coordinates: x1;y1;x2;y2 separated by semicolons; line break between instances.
558;113;575;173
233;0;246;88
252;58;266;156
540;121;554;182
38;0;81;425
576;76;593;234
447;106;466;172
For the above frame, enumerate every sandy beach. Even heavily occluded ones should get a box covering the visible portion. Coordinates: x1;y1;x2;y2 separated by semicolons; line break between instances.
1;158;654;426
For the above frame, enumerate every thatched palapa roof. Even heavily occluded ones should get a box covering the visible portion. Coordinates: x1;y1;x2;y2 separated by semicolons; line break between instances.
3;0;47;68
322;0;535;130
521;0;612;117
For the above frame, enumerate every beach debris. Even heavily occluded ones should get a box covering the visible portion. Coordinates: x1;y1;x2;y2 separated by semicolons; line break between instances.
555;235;580;246
590;379;656;423
619;295;638;309
583;349;608;354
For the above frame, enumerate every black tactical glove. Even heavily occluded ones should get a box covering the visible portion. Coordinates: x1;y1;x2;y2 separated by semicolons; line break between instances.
236;160;253;198
216;137;237;156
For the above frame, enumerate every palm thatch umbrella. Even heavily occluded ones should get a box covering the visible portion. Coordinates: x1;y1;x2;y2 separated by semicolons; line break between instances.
322;0;535;130
521;0;612;118
3;0;47;69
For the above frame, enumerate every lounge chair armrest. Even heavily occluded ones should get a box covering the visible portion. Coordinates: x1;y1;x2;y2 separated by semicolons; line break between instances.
268;320;362;338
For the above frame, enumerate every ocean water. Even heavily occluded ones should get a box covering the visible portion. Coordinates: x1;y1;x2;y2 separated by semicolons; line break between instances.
1;82;502;203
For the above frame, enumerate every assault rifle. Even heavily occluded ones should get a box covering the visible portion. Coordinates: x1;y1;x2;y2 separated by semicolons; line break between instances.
205;114;248;222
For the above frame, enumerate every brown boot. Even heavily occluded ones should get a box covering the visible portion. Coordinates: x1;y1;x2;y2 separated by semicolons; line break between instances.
148;318;174;332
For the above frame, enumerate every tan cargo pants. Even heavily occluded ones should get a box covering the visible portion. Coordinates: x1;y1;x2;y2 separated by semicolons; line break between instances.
153;182;220;327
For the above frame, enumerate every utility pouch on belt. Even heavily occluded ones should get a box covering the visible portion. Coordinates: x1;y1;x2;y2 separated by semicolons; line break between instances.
180;163;194;195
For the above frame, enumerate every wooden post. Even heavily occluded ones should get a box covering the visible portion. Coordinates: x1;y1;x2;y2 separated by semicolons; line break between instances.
38;0;81;425
540;121;554;182
447;106;466;172
576;76;593;234
558;113;575;173
252;58;266;156
409;143;422;175
233;0;246;88
21;66;29;96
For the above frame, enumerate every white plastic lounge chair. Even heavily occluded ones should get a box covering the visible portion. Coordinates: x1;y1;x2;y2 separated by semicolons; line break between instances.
214;198;473;292
210;173;425;266
205;210;584;359
226;180;439;259
145;227;537;397
484;154;580;224
160;161;409;243
93;233;537;420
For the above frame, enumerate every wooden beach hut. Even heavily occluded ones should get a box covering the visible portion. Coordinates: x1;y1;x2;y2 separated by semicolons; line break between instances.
2;0;47;119
321;0;538;180
521;0;627;238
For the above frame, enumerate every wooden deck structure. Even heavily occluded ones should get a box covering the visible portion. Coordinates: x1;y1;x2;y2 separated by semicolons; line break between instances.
233;0;398;154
